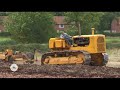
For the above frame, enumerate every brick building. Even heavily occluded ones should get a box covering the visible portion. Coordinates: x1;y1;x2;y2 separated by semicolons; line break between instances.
0;16;7;32
111;17;120;33
53;16;69;32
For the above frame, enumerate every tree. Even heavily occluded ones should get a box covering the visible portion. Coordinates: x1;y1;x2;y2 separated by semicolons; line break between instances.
98;12;120;33
4;12;57;43
65;12;104;35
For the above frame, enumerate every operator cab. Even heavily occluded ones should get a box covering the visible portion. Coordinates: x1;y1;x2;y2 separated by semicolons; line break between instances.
72;36;90;47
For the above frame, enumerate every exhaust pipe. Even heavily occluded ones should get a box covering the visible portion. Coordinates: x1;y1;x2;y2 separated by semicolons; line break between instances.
91;28;95;35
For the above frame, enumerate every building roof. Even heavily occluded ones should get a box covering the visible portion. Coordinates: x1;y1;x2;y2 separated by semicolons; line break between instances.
53;16;66;24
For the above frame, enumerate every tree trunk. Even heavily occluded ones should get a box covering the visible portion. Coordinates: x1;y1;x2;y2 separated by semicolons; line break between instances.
75;22;81;36
78;23;81;36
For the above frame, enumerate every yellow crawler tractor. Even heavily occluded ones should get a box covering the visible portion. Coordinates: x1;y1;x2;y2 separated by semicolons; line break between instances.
40;28;108;66
0;49;34;64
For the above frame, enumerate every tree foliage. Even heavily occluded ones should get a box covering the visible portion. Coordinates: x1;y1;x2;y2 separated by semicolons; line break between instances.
98;12;120;33
65;12;104;35
4;12;57;43
54;12;64;16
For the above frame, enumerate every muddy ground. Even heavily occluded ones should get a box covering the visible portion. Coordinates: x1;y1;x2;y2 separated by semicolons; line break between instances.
0;60;120;78
0;49;120;78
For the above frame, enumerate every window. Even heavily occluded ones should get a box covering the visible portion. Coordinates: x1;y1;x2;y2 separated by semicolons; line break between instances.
59;24;64;28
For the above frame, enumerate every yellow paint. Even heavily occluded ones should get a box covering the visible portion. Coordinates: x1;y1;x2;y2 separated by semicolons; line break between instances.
0;53;5;59
47;32;107;65
49;38;56;48
5;49;13;56
44;53;85;65
91;28;95;35
49;38;67;49
0;49;14;61
49;34;106;54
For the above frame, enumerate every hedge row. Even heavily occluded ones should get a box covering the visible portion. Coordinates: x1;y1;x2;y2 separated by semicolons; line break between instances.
0;43;49;53
0;32;11;37
103;32;120;37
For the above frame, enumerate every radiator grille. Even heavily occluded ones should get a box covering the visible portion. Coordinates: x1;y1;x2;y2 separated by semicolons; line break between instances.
97;37;105;52
97;37;104;43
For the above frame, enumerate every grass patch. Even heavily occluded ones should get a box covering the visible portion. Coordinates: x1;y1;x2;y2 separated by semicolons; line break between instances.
106;48;120;62
0;37;17;45
106;37;120;43
106;37;120;49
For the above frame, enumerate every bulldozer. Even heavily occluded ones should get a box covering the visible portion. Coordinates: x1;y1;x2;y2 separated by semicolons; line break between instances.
0;49;34;64
39;28;109;66
0;28;108;66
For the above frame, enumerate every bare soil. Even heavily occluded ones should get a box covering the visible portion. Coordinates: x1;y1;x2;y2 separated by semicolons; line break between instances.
0;49;120;78
0;60;120;78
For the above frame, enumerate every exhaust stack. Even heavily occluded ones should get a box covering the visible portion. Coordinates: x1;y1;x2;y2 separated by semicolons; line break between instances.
91;28;95;35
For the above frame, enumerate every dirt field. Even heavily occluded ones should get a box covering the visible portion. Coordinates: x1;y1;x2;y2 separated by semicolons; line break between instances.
106;49;120;68
0;49;120;78
1;61;120;78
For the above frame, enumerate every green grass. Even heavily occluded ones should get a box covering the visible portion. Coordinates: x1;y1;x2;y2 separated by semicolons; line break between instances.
106;37;120;43
0;37;17;45
106;37;120;49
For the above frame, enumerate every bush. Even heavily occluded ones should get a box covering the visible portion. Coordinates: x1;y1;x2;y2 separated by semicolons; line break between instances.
0;43;49;53
0;40;16;45
0;32;11;37
103;32;120;37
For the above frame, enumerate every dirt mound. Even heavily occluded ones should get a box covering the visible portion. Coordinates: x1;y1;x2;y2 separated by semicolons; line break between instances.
0;60;120;78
